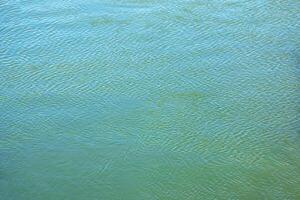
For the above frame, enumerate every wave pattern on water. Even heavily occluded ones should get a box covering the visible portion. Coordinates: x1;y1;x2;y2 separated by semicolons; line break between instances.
1;0;300;199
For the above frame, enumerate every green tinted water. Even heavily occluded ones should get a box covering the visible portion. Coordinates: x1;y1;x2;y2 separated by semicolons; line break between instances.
1;0;300;199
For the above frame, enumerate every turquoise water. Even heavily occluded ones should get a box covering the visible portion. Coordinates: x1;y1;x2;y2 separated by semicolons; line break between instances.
1;0;300;199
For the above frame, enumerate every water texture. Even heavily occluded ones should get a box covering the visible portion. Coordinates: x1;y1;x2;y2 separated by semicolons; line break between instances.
1;0;300;199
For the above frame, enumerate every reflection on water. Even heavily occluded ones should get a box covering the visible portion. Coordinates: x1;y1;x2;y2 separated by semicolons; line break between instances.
1;0;300;199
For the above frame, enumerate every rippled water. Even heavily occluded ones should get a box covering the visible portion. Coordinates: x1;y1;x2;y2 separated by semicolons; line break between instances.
1;0;300;199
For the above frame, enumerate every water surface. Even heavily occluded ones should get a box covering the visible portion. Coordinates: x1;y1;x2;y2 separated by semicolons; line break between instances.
1;0;300;199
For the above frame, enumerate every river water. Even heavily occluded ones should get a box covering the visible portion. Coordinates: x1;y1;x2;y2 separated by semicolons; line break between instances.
1;0;300;199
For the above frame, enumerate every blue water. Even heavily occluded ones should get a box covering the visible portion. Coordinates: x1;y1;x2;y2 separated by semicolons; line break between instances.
1;0;300;199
